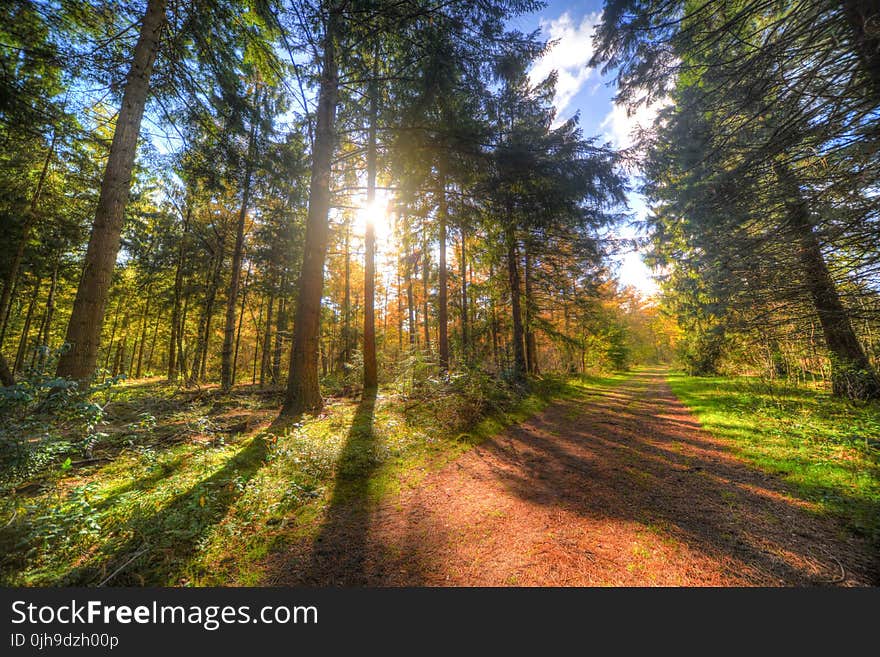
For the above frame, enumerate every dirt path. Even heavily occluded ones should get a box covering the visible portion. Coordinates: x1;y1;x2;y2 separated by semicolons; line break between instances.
267;368;877;586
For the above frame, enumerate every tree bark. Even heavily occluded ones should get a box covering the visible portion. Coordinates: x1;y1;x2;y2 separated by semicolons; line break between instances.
340;221;352;371
178;290;189;378
128;337;138;377
0;274;20;348
57;0;167;380
113;311;130;378
113;338;125;378
489;261;500;370
252;296;264;385
282;6;339;416
0;352;12;386
396;266;403;352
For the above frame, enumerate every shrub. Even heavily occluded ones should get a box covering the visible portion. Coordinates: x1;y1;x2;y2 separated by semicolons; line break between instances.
0;346;122;490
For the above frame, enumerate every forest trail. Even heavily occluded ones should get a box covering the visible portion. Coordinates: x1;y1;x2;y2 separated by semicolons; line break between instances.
268;367;876;586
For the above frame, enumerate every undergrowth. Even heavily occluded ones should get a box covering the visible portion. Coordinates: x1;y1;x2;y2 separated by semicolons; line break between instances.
0;367;585;586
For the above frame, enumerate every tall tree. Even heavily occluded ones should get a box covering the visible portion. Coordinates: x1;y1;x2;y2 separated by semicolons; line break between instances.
221;92;260;391
363;59;379;390
283;3;340;416
57;0;167;380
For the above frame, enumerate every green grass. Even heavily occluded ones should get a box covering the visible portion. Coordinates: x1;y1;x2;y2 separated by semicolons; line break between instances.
0;373;612;587
667;371;880;544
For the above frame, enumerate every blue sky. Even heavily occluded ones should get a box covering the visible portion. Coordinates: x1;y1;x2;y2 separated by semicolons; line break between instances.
511;1;660;296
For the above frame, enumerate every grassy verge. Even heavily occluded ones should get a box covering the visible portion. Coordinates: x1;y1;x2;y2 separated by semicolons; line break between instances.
667;371;880;544
0;373;616;586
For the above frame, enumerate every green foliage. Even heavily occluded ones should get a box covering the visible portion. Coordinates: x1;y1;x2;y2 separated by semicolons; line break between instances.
411;366;519;435
0;347;122;490
679;324;726;376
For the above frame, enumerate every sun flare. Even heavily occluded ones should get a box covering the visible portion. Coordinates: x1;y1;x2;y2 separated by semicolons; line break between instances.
354;188;394;246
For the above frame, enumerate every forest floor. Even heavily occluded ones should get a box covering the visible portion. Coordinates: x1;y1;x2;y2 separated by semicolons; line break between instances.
3;367;878;586
267;367;879;586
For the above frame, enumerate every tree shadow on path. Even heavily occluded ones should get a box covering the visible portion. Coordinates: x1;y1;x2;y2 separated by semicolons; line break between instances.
267;369;879;586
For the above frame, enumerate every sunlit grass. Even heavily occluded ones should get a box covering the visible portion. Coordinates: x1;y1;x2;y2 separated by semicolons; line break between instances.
667;371;880;544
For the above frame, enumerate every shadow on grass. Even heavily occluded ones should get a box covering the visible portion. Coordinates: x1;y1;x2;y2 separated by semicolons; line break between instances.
299;389;379;586
63;433;269;586
668;373;880;542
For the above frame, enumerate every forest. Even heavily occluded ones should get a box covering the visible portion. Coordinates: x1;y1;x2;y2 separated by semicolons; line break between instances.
1;0;878;587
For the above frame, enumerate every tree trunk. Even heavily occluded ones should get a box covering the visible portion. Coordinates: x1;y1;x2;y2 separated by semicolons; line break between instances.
0;353;12;386
56;0;167;380
396;266;403;352
0;273;20;348
34;261;59;370
459;225;469;365
14;277;41;374
363;69;379;390
437;169;449;373
102;296;124;378
128;337;138;377
524;243;539;375
113;311;130;378
842;0;880;100
272;284;286;384
146;308;161;373
260;292;274;387
178;289;189;378
421;235;431;353
135;292;151;378
192;240;225;384
506;229;526;380
113;338;125;378
232;264;252;385
282;6;339;416
0;130;57;343
168;206;190;380
221;100;258;391
776;162;879;399
252;296;264;385
405;241;416;347
340;220;352;371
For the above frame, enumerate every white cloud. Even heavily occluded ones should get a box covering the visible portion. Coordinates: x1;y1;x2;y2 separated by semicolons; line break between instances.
528;11;601;118
600;96;671;149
